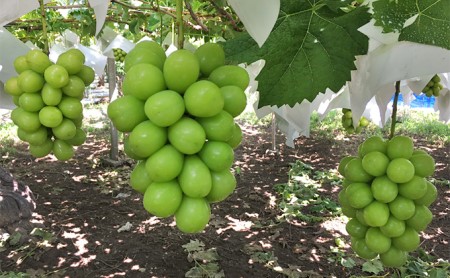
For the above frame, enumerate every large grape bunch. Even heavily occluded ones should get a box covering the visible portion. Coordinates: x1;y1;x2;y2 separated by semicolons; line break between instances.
107;41;248;233
341;108;369;134
338;135;437;267
422;75;443;97
4;49;95;160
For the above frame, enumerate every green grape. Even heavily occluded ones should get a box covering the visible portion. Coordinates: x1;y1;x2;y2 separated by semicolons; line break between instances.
359;117;369;127
433;86;440;97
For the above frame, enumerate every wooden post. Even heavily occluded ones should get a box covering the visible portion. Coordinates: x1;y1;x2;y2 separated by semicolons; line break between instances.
107;57;119;161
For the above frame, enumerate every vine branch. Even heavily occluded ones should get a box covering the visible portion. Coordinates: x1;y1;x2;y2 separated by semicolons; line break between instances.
208;0;242;31
111;0;206;32
389;81;401;139
6;17;150;35
185;0;209;32
7;0;239;37
45;5;88;9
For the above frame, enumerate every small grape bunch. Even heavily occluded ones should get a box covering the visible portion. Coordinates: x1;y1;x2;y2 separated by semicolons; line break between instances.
112;48;127;63
4;48;94;160
341;108;369;134
422;75;443;97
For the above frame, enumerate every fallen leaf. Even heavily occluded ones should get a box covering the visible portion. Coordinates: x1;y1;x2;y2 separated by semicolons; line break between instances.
182;239;205;252
117;222;133;233
114;192;131;199
192;248;220;262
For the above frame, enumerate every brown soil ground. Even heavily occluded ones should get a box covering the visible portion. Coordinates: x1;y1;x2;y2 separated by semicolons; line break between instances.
0;122;449;278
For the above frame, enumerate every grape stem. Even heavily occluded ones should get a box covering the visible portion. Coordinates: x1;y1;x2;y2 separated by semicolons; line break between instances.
38;0;50;54
176;0;184;49
159;1;164;45
389;81;401;139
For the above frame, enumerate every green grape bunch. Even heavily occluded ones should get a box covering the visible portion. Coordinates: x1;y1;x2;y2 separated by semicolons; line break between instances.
341;108;369;134
107;41;248;234
338;135;437;268
4;48;95;161
112;48;127;63
422;75;443;97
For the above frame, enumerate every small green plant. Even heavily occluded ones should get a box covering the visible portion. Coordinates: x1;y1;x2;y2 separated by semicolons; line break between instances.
432;178;450;188
309;108;449;144
274;161;341;223
182;239;224;278
361;259;384;275
390;251;450;278
82;103;111;138
0;227;56;278
310;110;346;138
329;237;357;269
348;249;450;278
234;166;242;176
236;111;273;127
0;272;29;278
242;243;307;277
0;120;21;156
383;108;450;144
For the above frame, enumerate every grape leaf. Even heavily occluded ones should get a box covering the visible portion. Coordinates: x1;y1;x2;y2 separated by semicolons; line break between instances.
341;257;356;268
182;239;205;252
129;19;139;34
362;260;384;274
8;232;22;246
372;0;450;50
185;263;224;278
429;268;449;278
372;0;413;33
192;248;220;262
223;1;370;107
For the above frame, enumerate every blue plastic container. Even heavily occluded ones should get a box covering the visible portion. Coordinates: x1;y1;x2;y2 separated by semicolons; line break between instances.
392;93;435;108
